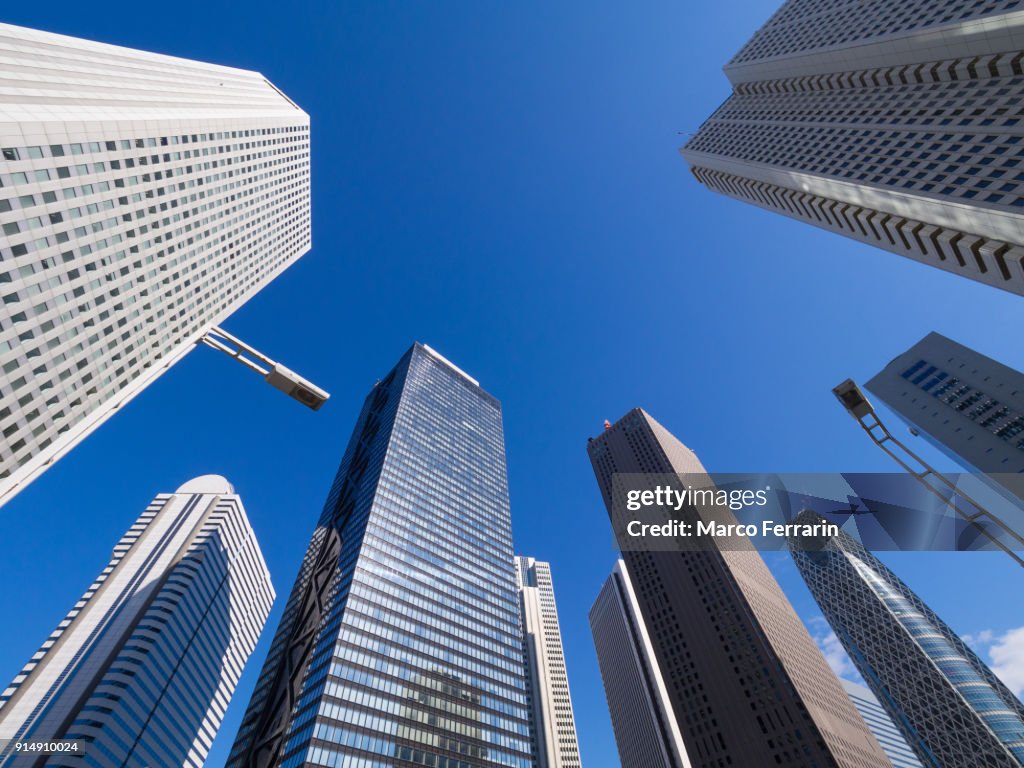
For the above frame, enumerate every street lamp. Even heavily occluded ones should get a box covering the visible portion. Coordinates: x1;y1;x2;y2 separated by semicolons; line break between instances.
832;378;1023;567
199;326;330;411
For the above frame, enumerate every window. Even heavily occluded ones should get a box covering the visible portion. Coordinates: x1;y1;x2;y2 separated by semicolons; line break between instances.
2;148;18;160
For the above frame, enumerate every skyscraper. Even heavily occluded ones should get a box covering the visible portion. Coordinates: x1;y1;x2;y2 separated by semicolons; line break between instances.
0;22;311;508
587;409;890;768
681;1;1024;295
589;560;689;768
790;509;1024;767
865;331;1024;505
227;343;533;768
840;680;923;768
0;475;274;767
515;556;582;768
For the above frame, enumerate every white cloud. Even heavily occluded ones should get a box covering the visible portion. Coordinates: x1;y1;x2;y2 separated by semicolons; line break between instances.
809;616;861;682
819;630;860;680
989;627;1024;698
962;626;1024;698
963;629;994;647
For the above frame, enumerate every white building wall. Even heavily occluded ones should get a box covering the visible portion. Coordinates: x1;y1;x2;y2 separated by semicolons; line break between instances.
0;475;275;767
516;556;583;768
0;23;311;507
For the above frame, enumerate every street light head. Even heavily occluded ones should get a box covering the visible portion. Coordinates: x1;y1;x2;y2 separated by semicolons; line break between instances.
832;379;874;420
265;364;330;411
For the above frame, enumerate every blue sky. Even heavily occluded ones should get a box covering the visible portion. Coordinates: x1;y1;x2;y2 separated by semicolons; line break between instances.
1;2;1023;766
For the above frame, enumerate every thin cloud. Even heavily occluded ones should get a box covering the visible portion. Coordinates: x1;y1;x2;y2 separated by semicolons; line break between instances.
808;616;861;683
963;629;994;647
989;627;1024;697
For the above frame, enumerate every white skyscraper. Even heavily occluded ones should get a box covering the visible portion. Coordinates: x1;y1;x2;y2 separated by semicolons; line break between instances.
589;560;690;768
0;475;275;767
681;1;1024;295
0;23;311;507
515;556;583;768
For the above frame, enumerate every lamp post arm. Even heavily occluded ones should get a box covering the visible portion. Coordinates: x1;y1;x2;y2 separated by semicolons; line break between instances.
196;326;330;411
833;379;1023;567
198;332;270;376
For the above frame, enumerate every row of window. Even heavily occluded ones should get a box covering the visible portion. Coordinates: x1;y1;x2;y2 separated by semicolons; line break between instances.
901;359;1024;448
732;0;1021;64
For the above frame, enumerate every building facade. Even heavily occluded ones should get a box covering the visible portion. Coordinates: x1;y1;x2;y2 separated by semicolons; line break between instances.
681;1;1024;295
589;560;689;768
587;408;890;768
515;556;582;768
790;509;1024;767
0;23;311;508
227;343;534;768
0;475;275;767
840;680;923;768
865;331;1024;506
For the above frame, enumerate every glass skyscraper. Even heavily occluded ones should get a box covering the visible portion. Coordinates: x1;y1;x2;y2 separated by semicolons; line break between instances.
228;343;533;768
790;510;1024;768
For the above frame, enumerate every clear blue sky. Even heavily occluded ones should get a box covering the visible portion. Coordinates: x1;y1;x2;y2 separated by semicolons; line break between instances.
1;2;1023;766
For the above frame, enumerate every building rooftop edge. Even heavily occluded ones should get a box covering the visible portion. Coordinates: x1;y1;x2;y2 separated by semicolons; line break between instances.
176;474;235;495
0;22;270;79
420;343;481;387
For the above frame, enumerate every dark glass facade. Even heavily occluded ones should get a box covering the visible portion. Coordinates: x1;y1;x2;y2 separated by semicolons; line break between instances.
790;510;1024;768
229;343;532;768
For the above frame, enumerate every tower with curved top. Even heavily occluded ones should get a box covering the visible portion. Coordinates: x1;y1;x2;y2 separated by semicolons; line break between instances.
0;475;274;767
